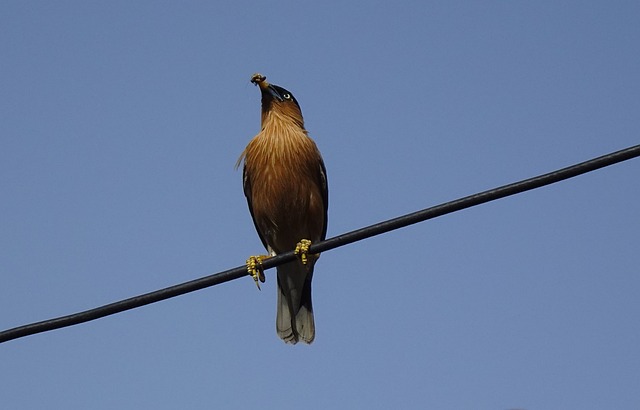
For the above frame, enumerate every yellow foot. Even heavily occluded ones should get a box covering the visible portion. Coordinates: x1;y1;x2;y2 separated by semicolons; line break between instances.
294;239;313;265
246;255;268;290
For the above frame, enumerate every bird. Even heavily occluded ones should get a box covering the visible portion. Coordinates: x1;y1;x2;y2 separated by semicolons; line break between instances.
237;73;328;344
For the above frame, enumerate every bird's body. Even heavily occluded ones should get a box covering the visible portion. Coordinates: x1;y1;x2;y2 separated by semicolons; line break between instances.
238;73;328;344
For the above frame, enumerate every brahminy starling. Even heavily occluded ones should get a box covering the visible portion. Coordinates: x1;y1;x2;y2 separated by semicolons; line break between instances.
237;73;328;344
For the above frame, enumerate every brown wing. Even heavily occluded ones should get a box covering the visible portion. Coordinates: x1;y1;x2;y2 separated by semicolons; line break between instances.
242;163;271;252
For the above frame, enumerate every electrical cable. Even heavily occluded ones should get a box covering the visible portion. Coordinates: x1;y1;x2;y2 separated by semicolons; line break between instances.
1;144;638;344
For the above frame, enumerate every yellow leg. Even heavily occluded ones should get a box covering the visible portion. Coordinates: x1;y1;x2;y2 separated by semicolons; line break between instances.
294;239;313;265
246;255;268;290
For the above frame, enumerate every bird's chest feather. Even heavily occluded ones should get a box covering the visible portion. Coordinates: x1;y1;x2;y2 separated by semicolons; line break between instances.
246;131;320;221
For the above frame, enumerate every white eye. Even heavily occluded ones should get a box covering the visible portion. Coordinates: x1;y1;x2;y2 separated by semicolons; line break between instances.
283;93;291;99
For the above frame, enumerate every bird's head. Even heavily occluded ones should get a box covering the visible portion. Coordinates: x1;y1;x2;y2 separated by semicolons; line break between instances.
251;73;304;129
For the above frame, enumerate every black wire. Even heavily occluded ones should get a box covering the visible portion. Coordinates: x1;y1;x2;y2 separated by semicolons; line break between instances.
311;144;640;254
1;144;639;344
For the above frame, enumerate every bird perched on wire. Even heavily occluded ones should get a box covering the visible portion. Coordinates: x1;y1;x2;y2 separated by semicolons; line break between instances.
237;73;328;344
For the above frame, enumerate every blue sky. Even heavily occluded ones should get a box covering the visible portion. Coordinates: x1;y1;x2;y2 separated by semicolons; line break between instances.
1;1;639;409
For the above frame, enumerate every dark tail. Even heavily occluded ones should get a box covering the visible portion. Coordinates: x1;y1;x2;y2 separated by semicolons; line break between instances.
276;260;315;344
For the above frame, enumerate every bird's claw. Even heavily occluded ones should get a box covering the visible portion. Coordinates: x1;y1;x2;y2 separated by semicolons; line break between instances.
246;255;267;290
294;239;313;265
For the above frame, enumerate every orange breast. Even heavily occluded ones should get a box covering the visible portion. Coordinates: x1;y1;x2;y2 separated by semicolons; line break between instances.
244;127;326;253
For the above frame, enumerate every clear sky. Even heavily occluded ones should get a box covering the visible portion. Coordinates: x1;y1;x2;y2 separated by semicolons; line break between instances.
1;1;639;409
